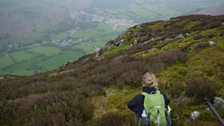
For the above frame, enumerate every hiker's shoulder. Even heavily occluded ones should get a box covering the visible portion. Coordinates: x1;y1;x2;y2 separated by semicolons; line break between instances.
133;93;145;100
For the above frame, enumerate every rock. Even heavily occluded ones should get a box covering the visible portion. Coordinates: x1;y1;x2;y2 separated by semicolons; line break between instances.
190;110;201;120
143;36;163;44
222;22;224;26
62;61;74;68
114;41;120;46
108;40;115;45
193;34;204;40
175;34;185;39
185;32;190;36
141;35;150;42
164;38;174;42
118;39;124;45
95;48;103;59
134;32;139;36
143;41;148;44
214;97;224;108
96;57;101;61
82;58;90;63
126;31;131;35
95;52;100;59
107;46;112;50
0;77;4;80
194;42;209;52
134;39;137;45
135;24;142;29
151;37;162;41
209;41;216;46
113;39;124;46
149;48;158;51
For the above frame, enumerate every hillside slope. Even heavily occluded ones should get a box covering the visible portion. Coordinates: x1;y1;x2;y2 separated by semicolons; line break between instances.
0;15;224;126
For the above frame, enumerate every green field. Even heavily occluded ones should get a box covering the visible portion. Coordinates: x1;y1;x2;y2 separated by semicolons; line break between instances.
0;56;47;75
72;23;115;40
38;50;85;70
0;25;116;76
0;48;86;75
0;56;15;68
49;33;67;41
28;46;61;56
73;36;116;54
73;44;96;54
10;51;34;62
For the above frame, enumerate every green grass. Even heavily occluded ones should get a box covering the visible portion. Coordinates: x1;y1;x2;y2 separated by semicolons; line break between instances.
21;32;47;44
49;33;67;41
0;41;8;53
88;41;106;48
0;56;15;68
73;43;96;54
28;46;61;56
38;50;85;70
148;22;165;31
0;50;86;75
10;51;34;62
186;42;224;78
72;30;99;39
184;21;199;29
96;23;114;33
92;86;141;119
72;23;115;40
72;31;117;54
102;44;130;57
201;28;220;37
0;56;47;75
0;44;94;75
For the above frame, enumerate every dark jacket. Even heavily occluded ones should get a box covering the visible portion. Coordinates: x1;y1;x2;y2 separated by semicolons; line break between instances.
128;87;170;117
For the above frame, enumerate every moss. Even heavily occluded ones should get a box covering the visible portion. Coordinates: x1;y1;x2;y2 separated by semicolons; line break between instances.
184;21;200;29
200;28;220;37
101;45;130;57
186;47;224;77
216;37;224;50
141;48;165;57
158;64;188;96
147;22;165;31
91;86;141;125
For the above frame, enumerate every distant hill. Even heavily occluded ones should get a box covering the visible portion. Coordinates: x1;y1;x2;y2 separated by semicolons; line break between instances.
193;4;224;15
0;15;224;126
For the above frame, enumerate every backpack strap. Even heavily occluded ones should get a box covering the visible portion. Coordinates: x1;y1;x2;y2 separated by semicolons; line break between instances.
141;90;161;94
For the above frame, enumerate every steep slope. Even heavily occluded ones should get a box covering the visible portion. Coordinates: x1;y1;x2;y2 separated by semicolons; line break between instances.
0;15;224;126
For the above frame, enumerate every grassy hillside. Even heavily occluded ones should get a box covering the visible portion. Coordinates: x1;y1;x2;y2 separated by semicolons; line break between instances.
0;15;224;126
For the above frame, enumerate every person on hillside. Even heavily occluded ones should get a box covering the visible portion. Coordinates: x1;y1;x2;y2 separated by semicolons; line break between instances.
128;72;171;126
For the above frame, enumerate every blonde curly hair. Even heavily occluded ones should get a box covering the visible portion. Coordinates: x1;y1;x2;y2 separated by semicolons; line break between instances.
142;72;158;89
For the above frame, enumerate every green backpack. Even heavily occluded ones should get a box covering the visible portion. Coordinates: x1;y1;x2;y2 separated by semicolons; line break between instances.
141;90;167;126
